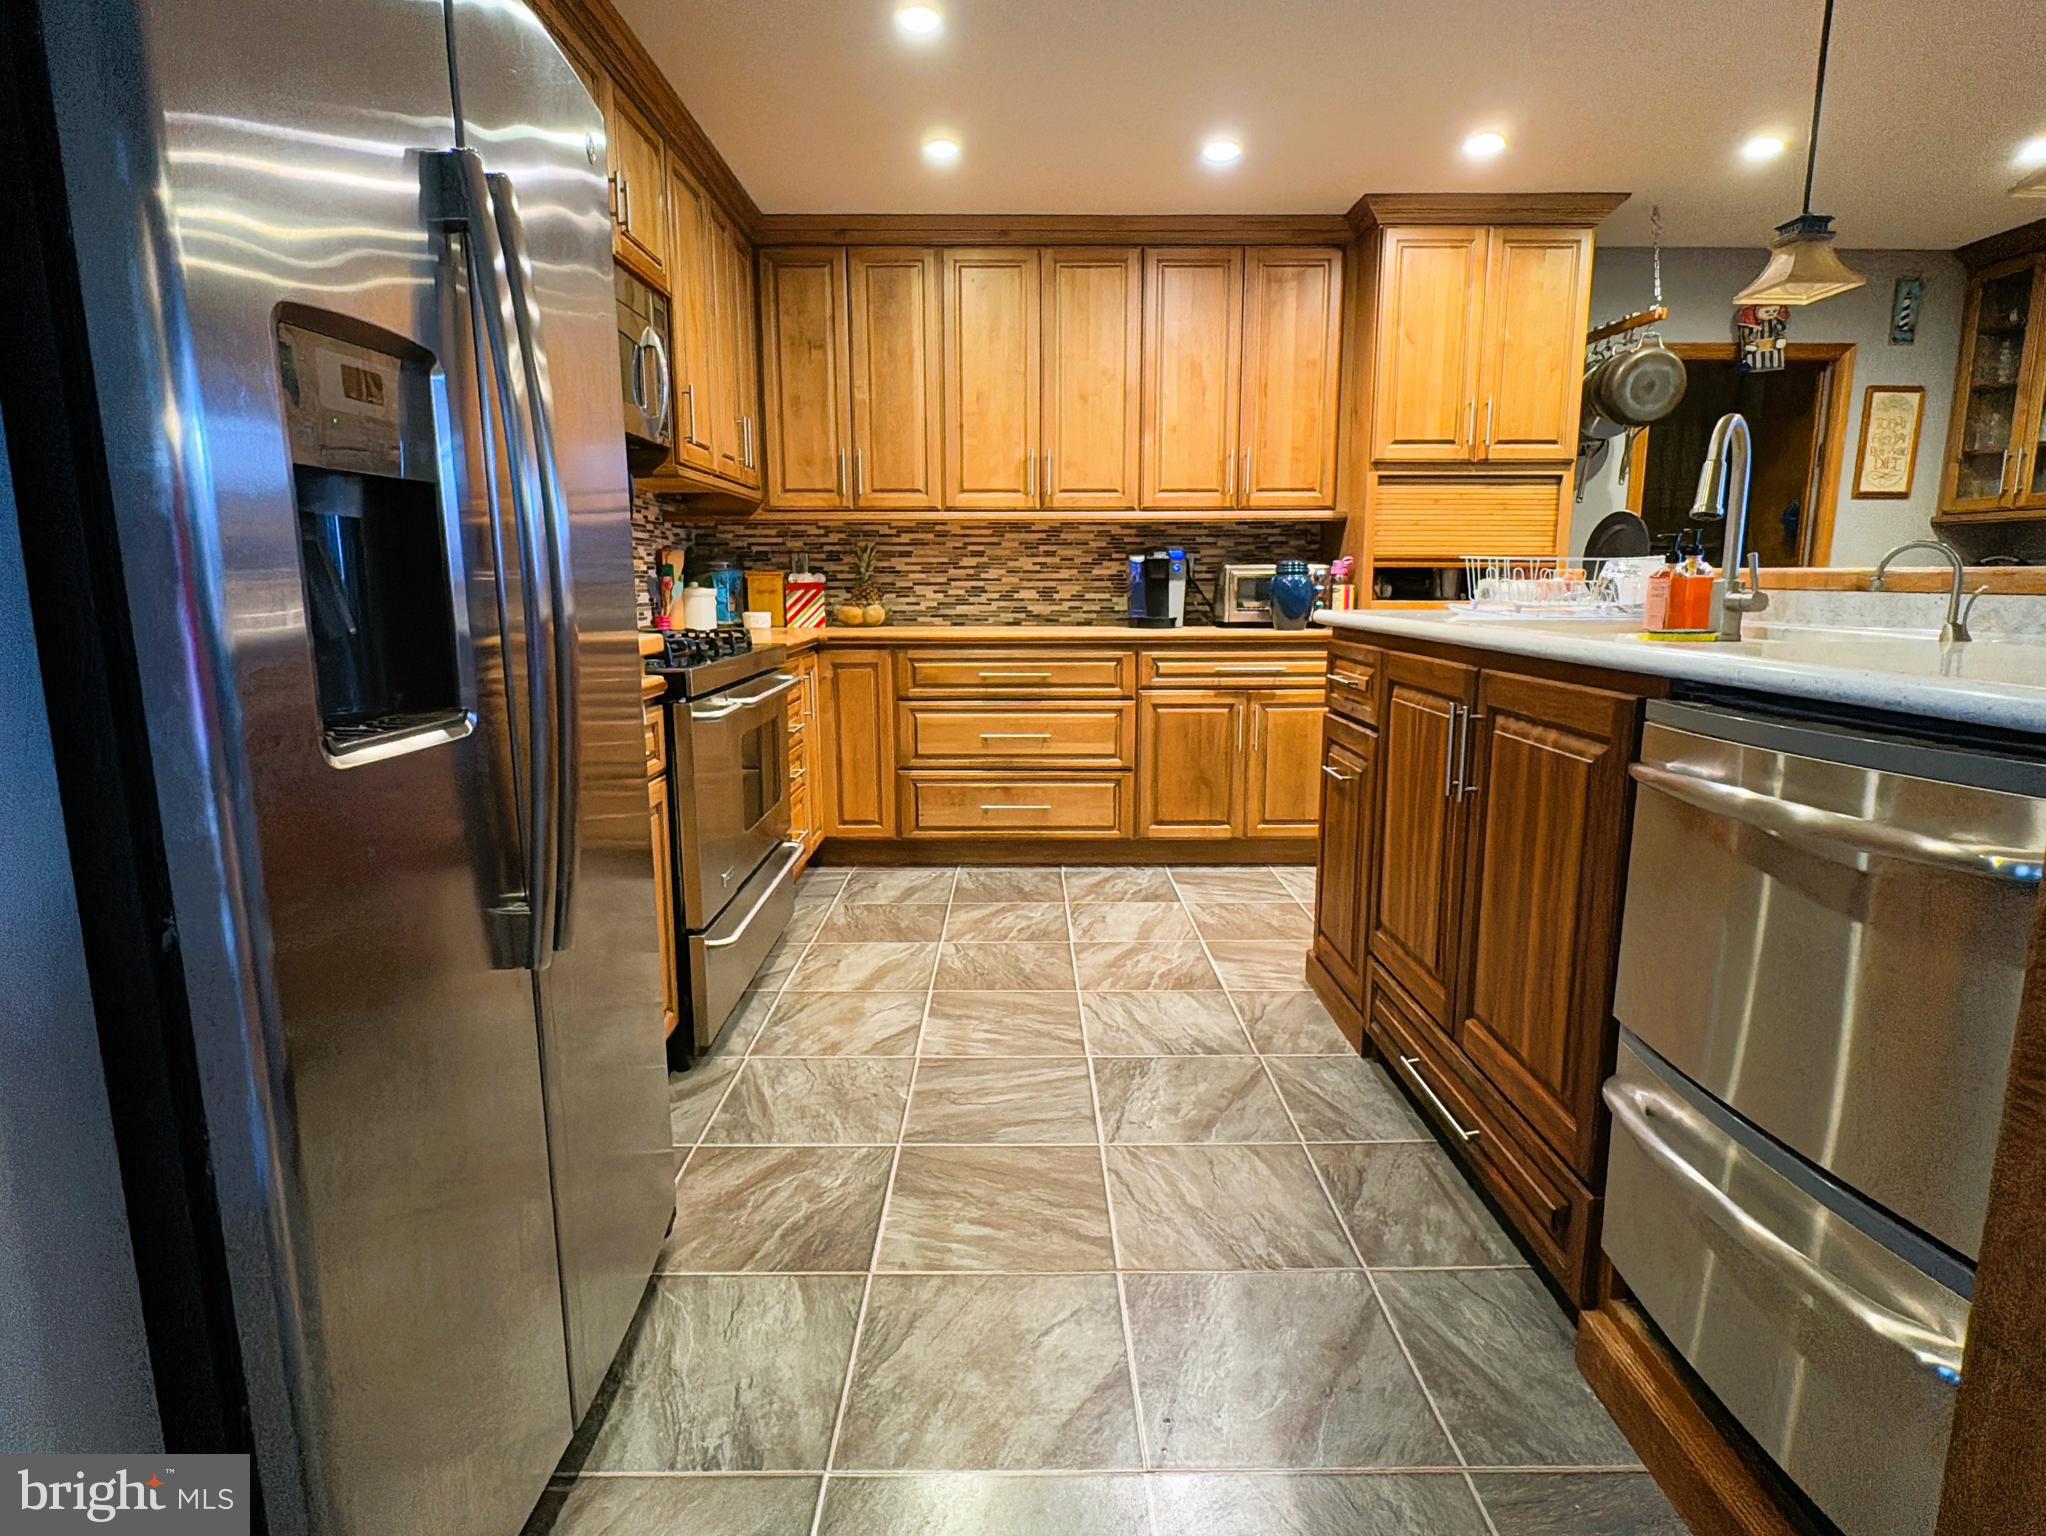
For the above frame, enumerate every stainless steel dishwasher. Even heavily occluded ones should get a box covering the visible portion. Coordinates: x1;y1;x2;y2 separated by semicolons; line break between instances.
1605;699;2046;1536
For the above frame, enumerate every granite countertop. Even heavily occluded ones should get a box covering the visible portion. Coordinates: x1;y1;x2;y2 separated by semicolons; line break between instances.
1318;608;2046;735
754;623;1331;653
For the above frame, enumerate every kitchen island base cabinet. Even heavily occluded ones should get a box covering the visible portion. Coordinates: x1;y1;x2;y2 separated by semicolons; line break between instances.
1308;630;1647;1307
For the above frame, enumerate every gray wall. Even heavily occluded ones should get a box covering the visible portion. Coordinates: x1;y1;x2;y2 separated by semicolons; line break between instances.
1573;247;1967;566
0;415;164;1452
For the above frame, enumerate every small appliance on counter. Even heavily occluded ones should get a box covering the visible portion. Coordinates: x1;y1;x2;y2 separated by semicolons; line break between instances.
1219;561;1330;625
1126;547;1190;626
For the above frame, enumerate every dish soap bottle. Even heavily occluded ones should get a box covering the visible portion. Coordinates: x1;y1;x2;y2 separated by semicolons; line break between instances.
1644;544;1681;631
1676;532;1717;631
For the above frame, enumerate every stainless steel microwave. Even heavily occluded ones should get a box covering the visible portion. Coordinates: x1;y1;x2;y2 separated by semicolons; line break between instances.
616;263;672;475
1217;562;1329;625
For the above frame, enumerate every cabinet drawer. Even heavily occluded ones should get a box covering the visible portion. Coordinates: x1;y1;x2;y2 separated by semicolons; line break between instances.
899;649;1134;697
788;730;809;786
1368;964;1598;1305
900;702;1133;766
1325;641;1381;727
1141;650;1326;688
902;773;1131;837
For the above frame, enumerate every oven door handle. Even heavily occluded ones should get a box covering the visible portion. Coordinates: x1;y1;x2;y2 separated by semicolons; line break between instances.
688;673;798;722
702;840;806;950
1604;1078;1966;1385
1630;762;2045;884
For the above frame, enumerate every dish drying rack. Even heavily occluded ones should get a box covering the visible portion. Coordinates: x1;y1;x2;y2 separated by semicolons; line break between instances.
1455;555;1664;619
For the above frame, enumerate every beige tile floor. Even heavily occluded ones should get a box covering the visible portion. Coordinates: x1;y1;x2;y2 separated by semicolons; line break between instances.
531;866;1683;1536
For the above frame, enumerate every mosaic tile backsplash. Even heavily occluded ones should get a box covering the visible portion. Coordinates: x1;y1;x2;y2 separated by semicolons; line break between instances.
631;492;1336;627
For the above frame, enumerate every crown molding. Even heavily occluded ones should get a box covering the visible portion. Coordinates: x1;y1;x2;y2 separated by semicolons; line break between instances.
752;213;1354;247
1345;191;1631;233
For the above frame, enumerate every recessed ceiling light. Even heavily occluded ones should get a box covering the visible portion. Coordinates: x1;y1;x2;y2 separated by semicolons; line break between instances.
1462;131;1507;160
2018;137;2046;168
922;136;961;165
894;4;942;37
1200;137;1243;166
1741;134;1787;162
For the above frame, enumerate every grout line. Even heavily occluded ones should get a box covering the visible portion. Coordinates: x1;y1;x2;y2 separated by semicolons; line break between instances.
643;1263;1532;1279
1069;864;1159;1536
806;865;956;1536
1169;864;1478;1476
1465;1466;1508;1536
561;1462;1643;1481
673;873;846;1184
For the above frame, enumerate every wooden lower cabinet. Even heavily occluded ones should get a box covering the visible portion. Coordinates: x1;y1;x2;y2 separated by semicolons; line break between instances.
1454;671;1634;1173
1245;689;1326;835
1311;711;1375;1007
1368;651;1475;1029
1136;690;1242;836
820;648;895;836
1306;634;1646;1307
648;771;679;1040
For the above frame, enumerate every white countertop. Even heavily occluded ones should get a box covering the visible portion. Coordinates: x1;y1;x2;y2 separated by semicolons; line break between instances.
1317;608;2046;735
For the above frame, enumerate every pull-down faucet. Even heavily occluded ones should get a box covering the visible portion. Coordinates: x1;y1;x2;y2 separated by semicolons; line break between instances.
1688;412;1769;640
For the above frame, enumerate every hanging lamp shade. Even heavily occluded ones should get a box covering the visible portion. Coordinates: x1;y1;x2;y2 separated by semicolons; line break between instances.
1733;212;1867;305
1734;0;1865;307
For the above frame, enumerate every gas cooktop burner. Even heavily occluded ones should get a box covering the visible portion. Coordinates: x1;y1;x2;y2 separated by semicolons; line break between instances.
658;627;752;670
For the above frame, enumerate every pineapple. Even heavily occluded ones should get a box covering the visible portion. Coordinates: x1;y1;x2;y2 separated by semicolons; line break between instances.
849;541;887;626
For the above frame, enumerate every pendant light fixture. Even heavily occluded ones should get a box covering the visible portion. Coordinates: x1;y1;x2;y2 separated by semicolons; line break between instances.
1732;0;1866;306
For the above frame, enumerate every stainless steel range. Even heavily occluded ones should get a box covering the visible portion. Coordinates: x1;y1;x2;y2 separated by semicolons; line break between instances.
649;629;804;1060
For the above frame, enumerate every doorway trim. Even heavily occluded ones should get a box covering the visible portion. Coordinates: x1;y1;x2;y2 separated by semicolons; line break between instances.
1623;342;1856;564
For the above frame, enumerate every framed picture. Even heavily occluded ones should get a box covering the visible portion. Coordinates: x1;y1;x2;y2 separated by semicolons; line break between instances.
1853;385;1925;499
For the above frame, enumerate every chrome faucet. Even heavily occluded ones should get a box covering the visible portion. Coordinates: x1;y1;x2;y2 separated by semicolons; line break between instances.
1688;412;1769;640
1871;540;1980;642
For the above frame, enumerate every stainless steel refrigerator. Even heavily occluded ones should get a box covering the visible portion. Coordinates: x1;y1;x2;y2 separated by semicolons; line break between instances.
2;0;676;1531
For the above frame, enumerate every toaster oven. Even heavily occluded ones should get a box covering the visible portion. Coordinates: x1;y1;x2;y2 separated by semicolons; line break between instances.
1217;562;1329;625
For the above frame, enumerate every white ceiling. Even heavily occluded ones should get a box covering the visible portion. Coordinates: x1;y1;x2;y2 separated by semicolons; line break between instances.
613;0;2046;248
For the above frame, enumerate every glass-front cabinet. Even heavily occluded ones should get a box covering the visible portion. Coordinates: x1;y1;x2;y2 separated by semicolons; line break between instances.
1942;253;2046;515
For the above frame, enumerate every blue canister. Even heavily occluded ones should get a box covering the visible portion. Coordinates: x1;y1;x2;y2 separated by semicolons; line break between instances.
708;561;746;626
1270;559;1315;630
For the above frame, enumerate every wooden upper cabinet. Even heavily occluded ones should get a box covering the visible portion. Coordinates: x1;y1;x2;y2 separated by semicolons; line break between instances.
942;248;1041;508
759;249;849;508
848;248;942;510
1244;689;1326;837
1454;670;1633;1173
607;91;668;284
1042;248;1142;509
713;220;760;489
667;167;719;472
1142;248;1243;509
1369;651;1476;1030
1372;228;1486;462
1240;247;1343;507
1475;228;1593;462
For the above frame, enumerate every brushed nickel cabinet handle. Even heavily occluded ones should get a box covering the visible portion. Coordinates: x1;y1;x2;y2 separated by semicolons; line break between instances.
1442;703;1459;799
855;448;865;497
977;670;1052;680
979;732;1054;740
1398;1054;1480;1141
1465;400;1475;449
1484;398;1495;447
980;803;1052;812
1329;671;1372;689
682;383;698;445
1458;709;1482;799
1322;764;1355;782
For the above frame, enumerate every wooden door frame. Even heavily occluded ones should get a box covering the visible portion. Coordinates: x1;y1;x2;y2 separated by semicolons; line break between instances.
1620;342;1855;564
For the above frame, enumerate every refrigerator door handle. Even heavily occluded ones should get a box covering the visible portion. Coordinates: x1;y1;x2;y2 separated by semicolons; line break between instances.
488;170;582;952
429;147;557;969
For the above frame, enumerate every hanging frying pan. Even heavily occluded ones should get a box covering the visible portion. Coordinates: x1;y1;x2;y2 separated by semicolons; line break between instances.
1580;354;1627;441
1597;334;1688;426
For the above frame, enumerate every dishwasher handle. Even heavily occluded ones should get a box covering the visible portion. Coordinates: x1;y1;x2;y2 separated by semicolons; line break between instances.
1630;761;2045;884
1605;1077;1966;1385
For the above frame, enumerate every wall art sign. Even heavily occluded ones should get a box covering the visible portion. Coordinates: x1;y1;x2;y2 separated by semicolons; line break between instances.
1853;385;1926;499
